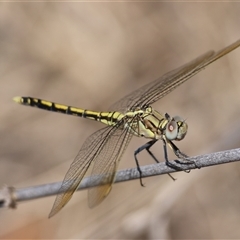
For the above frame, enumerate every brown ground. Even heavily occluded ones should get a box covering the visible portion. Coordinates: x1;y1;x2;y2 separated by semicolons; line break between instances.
1;2;240;239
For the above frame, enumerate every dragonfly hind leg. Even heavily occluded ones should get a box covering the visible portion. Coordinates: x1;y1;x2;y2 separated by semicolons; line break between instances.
134;139;176;186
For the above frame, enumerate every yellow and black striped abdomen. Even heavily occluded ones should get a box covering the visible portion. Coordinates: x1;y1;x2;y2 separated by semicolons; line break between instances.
13;97;123;126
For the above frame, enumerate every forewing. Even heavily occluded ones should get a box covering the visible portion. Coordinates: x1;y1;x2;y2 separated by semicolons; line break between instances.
88;124;133;208
110;39;240;111
49;125;120;218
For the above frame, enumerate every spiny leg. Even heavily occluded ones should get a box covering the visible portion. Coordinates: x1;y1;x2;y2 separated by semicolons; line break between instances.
134;140;176;186
169;140;189;159
134;140;157;186
165;140;200;171
145;140;176;181
162;138;186;171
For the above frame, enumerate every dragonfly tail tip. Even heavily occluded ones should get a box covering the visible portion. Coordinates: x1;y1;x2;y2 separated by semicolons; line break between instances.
13;96;22;103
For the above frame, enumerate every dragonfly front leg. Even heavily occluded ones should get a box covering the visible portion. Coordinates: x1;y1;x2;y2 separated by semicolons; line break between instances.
162;138;186;171
166;140;199;170
169;140;189;159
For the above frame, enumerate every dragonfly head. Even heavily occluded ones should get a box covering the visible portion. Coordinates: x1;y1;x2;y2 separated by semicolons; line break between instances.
165;116;188;141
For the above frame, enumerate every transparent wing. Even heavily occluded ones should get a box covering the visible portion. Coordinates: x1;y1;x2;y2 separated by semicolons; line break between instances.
49;121;132;217
110;40;240;111
88;125;133;208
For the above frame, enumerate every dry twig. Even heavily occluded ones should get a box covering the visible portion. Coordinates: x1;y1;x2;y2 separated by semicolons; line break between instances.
1;148;240;209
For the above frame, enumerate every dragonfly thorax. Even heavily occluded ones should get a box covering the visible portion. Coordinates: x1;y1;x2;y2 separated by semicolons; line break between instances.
123;106;187;141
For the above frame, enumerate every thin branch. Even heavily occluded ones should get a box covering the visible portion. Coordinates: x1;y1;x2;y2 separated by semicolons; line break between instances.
1;148;240;209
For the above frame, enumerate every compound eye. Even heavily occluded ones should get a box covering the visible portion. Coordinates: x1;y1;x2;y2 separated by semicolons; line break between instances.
165;119;178;140
174;116;188;140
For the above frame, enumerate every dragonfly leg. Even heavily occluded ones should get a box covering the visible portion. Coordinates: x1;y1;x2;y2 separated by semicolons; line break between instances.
134;140;157;187
133;155;144;187
134;140;176;184
163;139;186;171
145;141;176;181
168;140;200;170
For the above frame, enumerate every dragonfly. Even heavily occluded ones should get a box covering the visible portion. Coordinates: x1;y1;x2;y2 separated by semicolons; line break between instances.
14;39;240;217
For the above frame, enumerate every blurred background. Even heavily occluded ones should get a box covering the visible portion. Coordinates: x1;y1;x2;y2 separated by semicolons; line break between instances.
1;2;240;239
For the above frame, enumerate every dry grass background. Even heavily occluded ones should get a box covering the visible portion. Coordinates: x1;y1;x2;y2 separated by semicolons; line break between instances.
1;2;240;239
